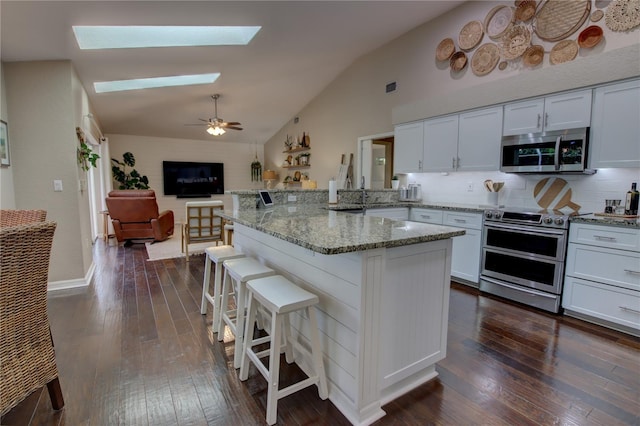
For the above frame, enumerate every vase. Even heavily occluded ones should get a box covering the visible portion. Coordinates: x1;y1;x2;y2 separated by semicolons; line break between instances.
391;180;400;190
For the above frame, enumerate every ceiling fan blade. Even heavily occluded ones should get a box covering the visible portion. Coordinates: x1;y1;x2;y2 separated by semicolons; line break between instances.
222;121;241;126
197;118;212;123
184;123;208;126
226;126;243;131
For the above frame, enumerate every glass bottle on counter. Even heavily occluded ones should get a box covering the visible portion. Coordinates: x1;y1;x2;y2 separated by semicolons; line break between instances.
624;182;639;215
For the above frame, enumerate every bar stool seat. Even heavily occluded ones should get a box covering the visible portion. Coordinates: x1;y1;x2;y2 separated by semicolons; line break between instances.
200;245;245;334
239;275;328;425
218;257;275;368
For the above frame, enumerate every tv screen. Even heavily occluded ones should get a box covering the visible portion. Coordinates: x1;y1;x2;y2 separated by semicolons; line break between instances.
163;161;224;197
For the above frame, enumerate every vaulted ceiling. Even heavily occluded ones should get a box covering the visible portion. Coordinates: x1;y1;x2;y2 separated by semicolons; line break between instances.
1;1;463;143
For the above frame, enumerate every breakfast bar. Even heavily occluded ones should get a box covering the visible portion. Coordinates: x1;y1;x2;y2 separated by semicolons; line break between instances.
217;205;464;425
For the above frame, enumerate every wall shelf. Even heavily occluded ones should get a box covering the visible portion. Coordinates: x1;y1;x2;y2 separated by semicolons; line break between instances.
282;165;311;169
283;147;310;153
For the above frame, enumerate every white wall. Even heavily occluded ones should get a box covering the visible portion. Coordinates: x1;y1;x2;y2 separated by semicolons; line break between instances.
108;134;264;219
4;60;94;284
0;63;16;209
264;0;640;200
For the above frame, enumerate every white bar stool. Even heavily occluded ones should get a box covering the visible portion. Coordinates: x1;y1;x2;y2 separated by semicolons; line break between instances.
218;257;275;368
239;275;328;425
200;245;245;333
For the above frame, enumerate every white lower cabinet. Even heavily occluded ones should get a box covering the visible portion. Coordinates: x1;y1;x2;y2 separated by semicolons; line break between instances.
365;207;409;220
563;223;640;336
410;208;482;286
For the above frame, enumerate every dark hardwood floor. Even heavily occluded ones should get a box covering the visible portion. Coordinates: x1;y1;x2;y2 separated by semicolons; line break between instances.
3;241;639;425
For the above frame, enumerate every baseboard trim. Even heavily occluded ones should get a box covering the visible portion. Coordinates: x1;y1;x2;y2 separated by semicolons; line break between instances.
47;261;95;291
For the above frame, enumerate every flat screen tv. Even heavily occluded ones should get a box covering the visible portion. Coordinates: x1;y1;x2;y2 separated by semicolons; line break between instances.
163;161;224;197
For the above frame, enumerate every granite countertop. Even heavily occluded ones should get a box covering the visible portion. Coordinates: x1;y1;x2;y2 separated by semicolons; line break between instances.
570;214;640;229
217;205;465;255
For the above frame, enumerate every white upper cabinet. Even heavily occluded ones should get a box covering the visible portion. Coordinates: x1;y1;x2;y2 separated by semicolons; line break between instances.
393;121;424;173
457;106;503;171
590;79;640;169
423;115;458;172
503;89;592;135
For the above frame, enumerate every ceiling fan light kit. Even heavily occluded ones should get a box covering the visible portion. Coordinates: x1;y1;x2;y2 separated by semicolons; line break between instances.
186;94;243;136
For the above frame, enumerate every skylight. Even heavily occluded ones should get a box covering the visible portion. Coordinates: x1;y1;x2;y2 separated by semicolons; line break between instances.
94;73;220;93
73;26;261;49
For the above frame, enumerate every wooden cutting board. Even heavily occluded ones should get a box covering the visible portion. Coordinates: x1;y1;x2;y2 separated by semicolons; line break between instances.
533;177;581;212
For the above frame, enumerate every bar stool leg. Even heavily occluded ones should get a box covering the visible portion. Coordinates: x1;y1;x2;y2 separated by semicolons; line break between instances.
211;260;225;331
232;277;247;369
266;311;284;425
217;268;231;340
282;314;294;364
239;292;257;381
200;255;213;314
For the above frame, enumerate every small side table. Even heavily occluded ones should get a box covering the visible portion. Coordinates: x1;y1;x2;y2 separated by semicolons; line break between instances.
99;210;114;242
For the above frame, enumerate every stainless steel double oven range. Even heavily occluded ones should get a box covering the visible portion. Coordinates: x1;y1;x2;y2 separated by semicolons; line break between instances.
480;208;577;313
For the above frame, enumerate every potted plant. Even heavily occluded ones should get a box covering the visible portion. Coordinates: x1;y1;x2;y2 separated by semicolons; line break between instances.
76;127;100;171
391;175;400;190
111;152;149;189
299;152;310;165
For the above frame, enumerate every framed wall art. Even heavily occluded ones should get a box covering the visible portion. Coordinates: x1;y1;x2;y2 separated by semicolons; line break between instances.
0;120;9;166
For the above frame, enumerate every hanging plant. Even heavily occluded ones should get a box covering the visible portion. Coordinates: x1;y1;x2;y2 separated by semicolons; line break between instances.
250;141;262;182
76;127;100;171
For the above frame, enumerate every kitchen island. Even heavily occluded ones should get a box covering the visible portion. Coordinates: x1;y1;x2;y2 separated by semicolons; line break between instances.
217;205;464;425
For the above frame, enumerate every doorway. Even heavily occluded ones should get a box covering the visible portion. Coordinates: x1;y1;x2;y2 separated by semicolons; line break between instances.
357;132;394;189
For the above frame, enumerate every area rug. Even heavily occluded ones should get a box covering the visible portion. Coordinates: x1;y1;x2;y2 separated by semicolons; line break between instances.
145;236;212;261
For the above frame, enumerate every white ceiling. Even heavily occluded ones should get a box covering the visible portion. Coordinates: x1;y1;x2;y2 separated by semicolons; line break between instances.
1;1;463;144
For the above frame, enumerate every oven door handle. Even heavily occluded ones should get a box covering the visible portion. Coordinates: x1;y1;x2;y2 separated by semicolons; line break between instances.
484;222;566;236
481;277;558;299
554;135;562;171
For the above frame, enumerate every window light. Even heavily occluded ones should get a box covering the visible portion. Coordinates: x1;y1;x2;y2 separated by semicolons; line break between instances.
73;26;261;49
94;73;220;93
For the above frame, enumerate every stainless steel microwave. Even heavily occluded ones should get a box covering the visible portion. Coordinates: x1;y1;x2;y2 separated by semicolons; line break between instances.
500;127;594;173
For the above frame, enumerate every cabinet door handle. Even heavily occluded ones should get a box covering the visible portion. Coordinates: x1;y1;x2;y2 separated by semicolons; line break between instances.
457;157;461;169
420;214;432;219
544;112;549;128
418;160;422;170
619;306;640;315
537;113;541;129
594;235;617;241
454;218;467;223
624;269;640;275
452;157;456;169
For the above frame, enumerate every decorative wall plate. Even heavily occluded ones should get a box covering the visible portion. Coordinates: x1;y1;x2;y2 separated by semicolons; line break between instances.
450;51;468;72
501;25;531;60
436;38;456;61
515;1;537;22
550;40;579;64
590;9;604;22
523;45;545;66
535;0;591;41
578;25;604;48
499;61;508;70
458;20;484;50
605;0;640;32
471;43;501;76
484;5;514;39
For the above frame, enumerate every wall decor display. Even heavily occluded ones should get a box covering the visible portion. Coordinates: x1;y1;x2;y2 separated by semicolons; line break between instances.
458;20;484;50
498;61;508;70
550;39;579;64
436;37;455;61
578;25;604;48
0;120;9;166
501;25;532;60
471;43;501;76
484;5;514;39
605;0;640;31
535;0;591;41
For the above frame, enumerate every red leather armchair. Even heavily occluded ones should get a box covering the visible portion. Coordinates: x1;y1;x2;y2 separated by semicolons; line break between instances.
105;190;174;243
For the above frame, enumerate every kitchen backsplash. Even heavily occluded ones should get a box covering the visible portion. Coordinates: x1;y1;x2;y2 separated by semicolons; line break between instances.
404;168;640;214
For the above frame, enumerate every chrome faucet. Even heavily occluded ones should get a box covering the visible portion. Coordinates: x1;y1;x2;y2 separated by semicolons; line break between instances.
361;176;368;208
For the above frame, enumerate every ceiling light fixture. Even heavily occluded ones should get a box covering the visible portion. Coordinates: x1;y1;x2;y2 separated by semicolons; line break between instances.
207;126;226;136
73;26;261;49
94;73;220;93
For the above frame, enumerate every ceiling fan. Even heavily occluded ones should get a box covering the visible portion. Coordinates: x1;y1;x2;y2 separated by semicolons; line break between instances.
186;94;242;135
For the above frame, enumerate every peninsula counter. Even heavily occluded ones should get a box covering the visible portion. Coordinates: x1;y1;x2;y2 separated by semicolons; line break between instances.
217;206;464;425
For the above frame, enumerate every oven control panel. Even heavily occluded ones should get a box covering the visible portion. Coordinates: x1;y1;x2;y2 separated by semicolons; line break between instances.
484;208;571;229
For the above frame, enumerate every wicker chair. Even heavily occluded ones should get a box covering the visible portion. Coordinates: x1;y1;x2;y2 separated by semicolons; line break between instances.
0;221;64;416
0;209;47;227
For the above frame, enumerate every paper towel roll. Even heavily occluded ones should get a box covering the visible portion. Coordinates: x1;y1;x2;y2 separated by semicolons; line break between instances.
329;180;338;204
